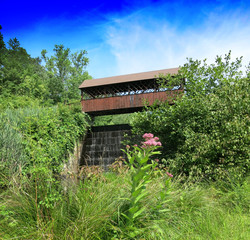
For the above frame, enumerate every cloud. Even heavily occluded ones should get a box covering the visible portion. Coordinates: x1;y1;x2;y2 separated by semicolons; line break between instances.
104;3;250;75
4;0;249;79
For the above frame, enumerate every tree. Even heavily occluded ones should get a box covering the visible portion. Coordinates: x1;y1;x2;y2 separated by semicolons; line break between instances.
4;40;47;96
41;45;91;103
0;25;5;52
0;31;47;97
0;25;6;93
131;52;250;180
0;27;50;109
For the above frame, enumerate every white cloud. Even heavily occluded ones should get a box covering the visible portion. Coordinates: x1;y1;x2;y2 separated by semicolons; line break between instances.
104;6;250;75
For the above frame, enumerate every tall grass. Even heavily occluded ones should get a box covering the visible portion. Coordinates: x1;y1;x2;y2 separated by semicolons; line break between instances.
0;172;249;239
0;107;59;174
0;112;26;177
1;106;249;239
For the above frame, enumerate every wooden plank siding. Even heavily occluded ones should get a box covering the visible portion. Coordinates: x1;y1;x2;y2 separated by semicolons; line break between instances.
81;90;182;115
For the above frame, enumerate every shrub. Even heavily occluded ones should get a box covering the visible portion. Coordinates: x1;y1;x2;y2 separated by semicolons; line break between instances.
131;52;250;180
0;104;89;204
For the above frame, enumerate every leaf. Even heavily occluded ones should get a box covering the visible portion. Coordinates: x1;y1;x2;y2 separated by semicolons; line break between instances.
134;190;148;204
132;206;146;219
140;164;153;171
129;206;139;214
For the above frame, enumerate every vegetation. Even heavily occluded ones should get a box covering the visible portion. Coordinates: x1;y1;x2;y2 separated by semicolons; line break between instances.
0;25;91;109
41;45;91;103
0;105;89;200
0;23;249;239
131;52;250;181
93;113;132;126
0;161;249;239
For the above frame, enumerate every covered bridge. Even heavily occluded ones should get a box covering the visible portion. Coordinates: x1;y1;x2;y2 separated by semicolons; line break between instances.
79;68;182;116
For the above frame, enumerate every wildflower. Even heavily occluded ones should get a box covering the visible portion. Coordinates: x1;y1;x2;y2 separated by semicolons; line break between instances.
143;139;155;146
142;137;162;148
126;145;130;149
134;144;138;147
143;133;154;140
166;172;173;178
156;141;162;146
155;159;159;162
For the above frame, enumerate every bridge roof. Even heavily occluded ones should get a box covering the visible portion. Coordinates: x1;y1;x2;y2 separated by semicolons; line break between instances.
79;67;179;89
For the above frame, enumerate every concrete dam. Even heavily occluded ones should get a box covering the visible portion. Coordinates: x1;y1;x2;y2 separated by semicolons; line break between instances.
80;124;131;169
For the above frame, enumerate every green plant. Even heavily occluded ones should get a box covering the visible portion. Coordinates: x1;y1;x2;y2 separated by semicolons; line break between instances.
0;105;89;210
78;165;105;181
109;156;129;174
1;171;249;239
118;133;169;238
131;52;250;180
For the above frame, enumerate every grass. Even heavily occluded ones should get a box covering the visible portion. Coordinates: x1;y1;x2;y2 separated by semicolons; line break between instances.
0;106;59;177
0;171;249;239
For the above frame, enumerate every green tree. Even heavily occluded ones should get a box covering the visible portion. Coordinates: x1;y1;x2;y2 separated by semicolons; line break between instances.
41;44;91;103
0;25;6;95
0;28;49;99
0;27;51;109
131;52;250;180
0;25;6;57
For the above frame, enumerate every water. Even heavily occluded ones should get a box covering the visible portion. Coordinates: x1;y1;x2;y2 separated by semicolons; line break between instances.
81;124;131;169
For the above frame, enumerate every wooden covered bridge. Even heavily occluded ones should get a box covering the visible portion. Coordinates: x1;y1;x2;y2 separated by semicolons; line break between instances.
78;68;182;168
79;68;181;116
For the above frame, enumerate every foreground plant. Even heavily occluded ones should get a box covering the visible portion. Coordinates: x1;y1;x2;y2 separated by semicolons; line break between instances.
122;133;162;225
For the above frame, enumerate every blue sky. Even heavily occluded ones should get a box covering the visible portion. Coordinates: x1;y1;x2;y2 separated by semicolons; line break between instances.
1;0;250;78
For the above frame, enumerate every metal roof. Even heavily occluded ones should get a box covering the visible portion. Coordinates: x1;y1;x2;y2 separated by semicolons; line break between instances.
79;68;179;89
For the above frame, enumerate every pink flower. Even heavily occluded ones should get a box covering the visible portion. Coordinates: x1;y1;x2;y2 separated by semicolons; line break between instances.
144;139;156;146
134;144;138;147
156;141;162;146
155;159;159;162
143;139;162;146
166;172;173;178
141;133;162;148
143;133;154;140
126;145;130;149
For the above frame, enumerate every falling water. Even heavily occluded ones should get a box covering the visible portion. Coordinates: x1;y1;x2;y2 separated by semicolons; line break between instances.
81;124;131;170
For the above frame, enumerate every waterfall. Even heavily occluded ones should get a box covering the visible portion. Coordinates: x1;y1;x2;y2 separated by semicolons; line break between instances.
81;124;131;170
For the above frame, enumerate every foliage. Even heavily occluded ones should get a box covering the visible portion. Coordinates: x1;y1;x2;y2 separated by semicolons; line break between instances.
22;105;87;171
41;44;91;103
0;114;26;187
93;113;132;126
0;95;44;111
116;134;174;238
78;165;104;181
0;25;5;66
0;105;89;205
109;156;129;174
131;52;250;180
0;29;49;100
122;134;161;224
0;171;249;239
0;26;91;108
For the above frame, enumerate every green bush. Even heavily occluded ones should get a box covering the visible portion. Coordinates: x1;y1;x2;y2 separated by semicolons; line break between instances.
0;105;89;196
131;52;250;180
0;95;41;111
